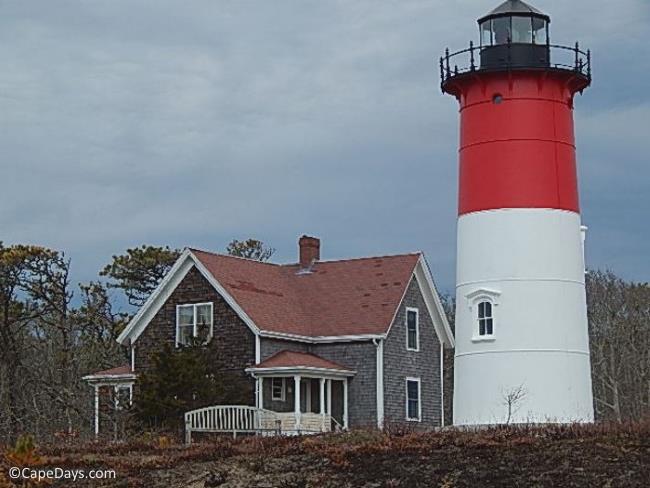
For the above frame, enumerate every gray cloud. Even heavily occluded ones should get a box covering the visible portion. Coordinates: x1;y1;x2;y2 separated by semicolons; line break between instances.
1;0;649;300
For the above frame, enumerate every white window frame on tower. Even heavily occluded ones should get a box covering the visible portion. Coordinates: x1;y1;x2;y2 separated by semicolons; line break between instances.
405;307;420;351
175;302;214;347
466;288;500;342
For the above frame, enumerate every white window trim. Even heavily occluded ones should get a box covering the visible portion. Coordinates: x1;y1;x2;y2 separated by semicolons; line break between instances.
466;289;500;343
405;377;421;422
271;377;286;401
405;307;420;352
175;302;214;347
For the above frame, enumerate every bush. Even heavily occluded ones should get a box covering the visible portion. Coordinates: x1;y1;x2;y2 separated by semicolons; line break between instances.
134;341;250;430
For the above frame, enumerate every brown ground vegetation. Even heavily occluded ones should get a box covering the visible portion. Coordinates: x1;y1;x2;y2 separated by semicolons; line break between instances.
1;421;649;487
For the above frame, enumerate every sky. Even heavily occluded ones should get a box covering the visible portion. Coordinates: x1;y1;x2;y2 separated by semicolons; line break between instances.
1;0;649;299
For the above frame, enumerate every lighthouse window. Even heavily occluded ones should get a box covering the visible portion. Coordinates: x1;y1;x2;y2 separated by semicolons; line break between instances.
532;17;547;45
478;301;494;336
512;16;533;43
492;16;511;45
480;20;493;46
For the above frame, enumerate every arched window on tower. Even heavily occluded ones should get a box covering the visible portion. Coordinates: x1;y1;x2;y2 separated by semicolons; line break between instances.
477;301;494;337
466;288;500;341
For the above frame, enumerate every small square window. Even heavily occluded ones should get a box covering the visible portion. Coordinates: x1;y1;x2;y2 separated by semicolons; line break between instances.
271;378;285;401
114;385;132;410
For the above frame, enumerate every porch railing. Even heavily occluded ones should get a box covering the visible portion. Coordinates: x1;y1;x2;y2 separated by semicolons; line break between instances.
184;405;331;444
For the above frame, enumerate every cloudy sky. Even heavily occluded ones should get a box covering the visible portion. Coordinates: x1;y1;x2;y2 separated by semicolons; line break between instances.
1;0;648;297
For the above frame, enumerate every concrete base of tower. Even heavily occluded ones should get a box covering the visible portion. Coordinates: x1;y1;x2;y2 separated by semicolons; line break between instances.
453;349;594;425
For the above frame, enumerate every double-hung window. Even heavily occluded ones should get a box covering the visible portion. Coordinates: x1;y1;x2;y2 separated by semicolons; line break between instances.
406;377;421;421
406;307;419;351
478;301;494;337
271;378;285;401
176;302;213;346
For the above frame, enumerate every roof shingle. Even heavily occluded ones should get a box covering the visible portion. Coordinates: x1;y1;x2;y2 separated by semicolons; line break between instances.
252;350;353;372
191;249;420;337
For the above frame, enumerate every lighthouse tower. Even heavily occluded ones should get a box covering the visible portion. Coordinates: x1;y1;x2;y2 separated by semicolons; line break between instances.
441;1;594;425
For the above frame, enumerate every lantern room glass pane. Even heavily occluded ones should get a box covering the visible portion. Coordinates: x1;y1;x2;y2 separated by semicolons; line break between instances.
480;20;492;46
492;16;511;45
512;16;532;43
532;17;547;44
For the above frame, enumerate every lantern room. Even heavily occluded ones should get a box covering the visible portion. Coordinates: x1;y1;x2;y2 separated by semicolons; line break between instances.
478;0;551;69
439;0;591;97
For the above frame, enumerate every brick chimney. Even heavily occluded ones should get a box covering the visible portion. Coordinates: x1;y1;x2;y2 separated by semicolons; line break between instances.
299;235;320;269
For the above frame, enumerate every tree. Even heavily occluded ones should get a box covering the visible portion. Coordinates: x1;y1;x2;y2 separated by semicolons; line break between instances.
587;270;650;422
100;245;181;307
226;239;275;262
0;243;43;441
440;293;455;427
502;384;527;424
135;341;249;430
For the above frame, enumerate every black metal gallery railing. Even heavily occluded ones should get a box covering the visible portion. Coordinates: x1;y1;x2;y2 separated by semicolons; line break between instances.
439;41;591;85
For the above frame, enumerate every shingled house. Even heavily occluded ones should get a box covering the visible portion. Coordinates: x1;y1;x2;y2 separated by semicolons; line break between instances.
84;236;454;436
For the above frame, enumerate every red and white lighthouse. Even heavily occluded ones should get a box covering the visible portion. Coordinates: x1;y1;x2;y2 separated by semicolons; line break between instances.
441;0;594;425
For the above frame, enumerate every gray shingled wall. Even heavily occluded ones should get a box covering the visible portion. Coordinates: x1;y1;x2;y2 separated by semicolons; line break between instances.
134;266;256;404
383;276;442;428
259;337;309;360
309;341;378;428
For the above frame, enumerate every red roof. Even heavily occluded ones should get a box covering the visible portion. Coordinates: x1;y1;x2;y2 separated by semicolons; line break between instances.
85;365;134;378
191;249;420;337
251;350;353;372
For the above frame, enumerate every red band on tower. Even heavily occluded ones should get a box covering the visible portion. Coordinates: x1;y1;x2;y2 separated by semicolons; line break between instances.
452;71;581;215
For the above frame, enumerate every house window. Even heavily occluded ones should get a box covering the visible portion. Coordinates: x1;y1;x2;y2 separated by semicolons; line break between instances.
406;307;419;351
271;378;285;401
406;378;421;421
176;303;213;346
478;301;494;337
114;384;132;410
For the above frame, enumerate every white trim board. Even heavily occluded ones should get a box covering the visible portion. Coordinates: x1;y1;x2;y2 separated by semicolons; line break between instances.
245;365;356;378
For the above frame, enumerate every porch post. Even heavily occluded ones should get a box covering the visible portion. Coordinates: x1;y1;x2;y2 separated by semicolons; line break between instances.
258;377;264;410
93;384;99;438
294;375;301;432
326;379;332;428
319;378;326;431
343;378;349;430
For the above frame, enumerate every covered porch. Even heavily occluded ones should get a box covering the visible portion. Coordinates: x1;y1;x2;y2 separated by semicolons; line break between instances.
81;365;136;439
246;350;355;434
185;352;355;443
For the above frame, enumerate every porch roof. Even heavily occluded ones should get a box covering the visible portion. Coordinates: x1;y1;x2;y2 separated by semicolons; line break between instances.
246;350;356;377
82;364;136;382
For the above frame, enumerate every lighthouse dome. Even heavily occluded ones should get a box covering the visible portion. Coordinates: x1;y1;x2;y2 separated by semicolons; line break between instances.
479;0;550;23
